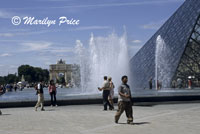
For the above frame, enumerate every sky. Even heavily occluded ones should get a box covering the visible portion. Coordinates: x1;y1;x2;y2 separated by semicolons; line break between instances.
0;0;185;76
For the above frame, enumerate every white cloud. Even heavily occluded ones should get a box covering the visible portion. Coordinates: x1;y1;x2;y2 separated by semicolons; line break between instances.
141;19;166;30
141;23;160;30
0;10;26;19
21;42;52;51
0;9;29;21
2;0;184;11
0;10;13;19
132;40;142;43
23;0;184;9
9;65;18;69
0;53;12;57
48;46;74;53
0;29;54;38
1;40;74;54
0;33;14;37
71;26;111;31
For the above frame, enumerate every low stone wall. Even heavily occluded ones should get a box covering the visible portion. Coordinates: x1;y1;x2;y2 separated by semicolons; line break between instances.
1;94;200;108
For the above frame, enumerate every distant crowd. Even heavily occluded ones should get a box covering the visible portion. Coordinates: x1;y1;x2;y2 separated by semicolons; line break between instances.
0;82;50;95
0;83;21;93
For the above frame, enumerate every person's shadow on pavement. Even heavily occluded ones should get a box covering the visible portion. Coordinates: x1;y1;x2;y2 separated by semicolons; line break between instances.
0;114;11;116
118;122;150;125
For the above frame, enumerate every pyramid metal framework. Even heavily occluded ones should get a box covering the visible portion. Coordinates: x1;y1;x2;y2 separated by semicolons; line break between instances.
130;0;200;89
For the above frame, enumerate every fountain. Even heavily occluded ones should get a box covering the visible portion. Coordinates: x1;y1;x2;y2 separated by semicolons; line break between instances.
75;40;90;93
155;35;171;89
75;31;131;93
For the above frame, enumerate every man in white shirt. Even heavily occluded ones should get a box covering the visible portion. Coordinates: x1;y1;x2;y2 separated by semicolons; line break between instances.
98;76;113;110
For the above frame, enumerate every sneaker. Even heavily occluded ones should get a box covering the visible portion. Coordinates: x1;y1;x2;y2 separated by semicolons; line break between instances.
41;109;45;111
115;120;118;124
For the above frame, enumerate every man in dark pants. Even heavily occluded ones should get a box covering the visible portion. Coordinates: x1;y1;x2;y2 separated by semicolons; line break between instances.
98;76;113;111
115;75;133;124
35;81;45;111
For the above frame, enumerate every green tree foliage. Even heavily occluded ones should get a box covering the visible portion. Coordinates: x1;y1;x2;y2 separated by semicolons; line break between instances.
0;74;19;85
18;65;49;83
6;74;19;84
0;65;49;85
0;76;5;85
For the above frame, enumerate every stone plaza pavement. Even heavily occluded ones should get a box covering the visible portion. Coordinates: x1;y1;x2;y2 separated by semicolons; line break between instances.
0;103;200;134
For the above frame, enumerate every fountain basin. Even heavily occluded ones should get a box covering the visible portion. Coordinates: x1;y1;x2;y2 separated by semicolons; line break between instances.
1;88;200;108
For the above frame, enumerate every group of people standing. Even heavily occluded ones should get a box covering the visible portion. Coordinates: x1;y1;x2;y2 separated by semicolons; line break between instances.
98;75;133;124
98;76;115;110
34;80;57;111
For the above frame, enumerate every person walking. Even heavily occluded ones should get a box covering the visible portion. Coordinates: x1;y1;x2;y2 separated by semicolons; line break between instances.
98;76;113;111
108;77;115;110
48;80;57;107
115;75;133;124
35;81;45;111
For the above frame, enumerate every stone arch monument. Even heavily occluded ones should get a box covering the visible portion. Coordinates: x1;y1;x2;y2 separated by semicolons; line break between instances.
49;59;80;87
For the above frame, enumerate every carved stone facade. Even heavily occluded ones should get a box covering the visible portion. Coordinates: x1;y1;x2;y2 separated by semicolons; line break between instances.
49;59;80;86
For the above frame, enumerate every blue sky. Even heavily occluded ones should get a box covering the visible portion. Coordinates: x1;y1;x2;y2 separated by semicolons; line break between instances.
0;0;184;76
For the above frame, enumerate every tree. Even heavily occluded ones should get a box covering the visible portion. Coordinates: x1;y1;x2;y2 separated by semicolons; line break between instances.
0;65;49;84
6;74;19;84
0;74;19;85
18;65;49;83
18;65;35;82
0;76;5;85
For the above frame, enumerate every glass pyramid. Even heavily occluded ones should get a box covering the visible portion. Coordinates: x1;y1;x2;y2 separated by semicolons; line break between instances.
130;0;200;89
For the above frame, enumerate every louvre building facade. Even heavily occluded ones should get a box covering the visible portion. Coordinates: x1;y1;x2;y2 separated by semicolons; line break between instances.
130;0;200;89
